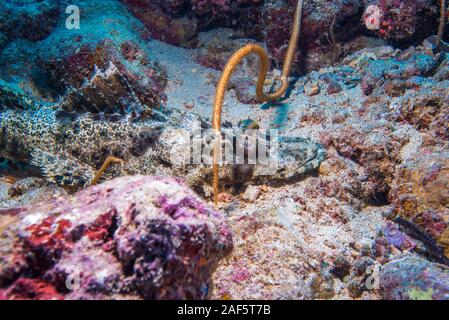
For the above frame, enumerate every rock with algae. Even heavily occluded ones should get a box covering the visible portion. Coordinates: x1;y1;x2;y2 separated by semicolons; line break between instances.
123;0;367;72
363;0;436;41
0;175;233;300
380;254;449;300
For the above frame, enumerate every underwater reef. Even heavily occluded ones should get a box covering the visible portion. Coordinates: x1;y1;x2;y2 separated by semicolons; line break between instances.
0;0;449;300
124;0;446;72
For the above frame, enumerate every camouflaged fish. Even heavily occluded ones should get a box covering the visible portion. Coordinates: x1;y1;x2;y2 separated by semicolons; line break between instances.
150;114;326;196
0;104;325;194
0;106;167;189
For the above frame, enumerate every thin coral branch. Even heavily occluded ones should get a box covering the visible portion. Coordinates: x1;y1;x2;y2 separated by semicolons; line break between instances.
0;215;17;236
0;175;17;184
437;0;447;46
212;0;305;205
91;155;124;186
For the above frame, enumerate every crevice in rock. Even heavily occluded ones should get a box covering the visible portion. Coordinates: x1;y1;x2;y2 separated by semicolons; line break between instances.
395;216;449;266
367;190;390;207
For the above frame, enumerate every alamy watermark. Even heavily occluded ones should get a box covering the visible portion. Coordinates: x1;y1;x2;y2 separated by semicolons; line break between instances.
365;263;381;290
66;5;80;30
65;269;81;291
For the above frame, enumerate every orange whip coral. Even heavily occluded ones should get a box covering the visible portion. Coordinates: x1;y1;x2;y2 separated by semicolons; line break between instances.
436;0;447;46
91;156;124;185
212;0;304;205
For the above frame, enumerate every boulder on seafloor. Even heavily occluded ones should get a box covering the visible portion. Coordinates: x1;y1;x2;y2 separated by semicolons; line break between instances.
0;0;167;119
0;176;233;300
380;254;449;300
0;0;60;49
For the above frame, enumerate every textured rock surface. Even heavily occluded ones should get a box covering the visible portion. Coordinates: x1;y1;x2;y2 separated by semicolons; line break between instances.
122;0;367;72
123;0;446;73
362;0;436;41
210;38;448;299
0;0;167;118
380;254;449;300
0;176;232;300
390;150;449;260
0;0;60;49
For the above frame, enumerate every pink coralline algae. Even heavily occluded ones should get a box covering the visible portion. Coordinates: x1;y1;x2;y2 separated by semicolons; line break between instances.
390;150;449;260
364;5;382;30
0;176;233;300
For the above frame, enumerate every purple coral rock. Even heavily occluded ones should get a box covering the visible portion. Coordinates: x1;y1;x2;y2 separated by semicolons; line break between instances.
0;176;232;300
380;254;449;300
382;222;416;251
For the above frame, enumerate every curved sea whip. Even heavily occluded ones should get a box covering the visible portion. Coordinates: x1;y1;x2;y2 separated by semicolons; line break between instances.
211;0;305;205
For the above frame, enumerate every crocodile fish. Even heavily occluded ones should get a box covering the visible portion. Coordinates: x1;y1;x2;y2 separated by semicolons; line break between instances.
0;106;325;194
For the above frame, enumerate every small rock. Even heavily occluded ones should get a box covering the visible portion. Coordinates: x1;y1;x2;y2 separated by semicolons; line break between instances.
381;222;416;251
242;185;261;203
304;81;320;96
318;161;332;176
